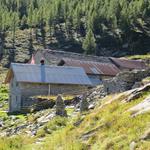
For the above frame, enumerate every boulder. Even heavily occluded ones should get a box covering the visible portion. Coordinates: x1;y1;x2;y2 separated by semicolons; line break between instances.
88;104;95;110
140;129;150;140
132;82;143;89
130;141;136;150
129;95;150;116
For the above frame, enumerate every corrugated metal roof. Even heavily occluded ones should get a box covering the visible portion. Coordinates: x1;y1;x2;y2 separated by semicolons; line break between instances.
110;57;147;70
58;58;120;76
29;49;111;65
5;63;92;85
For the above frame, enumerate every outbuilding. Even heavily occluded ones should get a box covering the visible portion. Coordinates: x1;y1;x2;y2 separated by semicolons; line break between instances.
5;62;91;112
58;58;120;86
109;57;147;71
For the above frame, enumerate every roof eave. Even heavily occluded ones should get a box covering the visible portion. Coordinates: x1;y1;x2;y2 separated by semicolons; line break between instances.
4;69;13;84
17;80;92;86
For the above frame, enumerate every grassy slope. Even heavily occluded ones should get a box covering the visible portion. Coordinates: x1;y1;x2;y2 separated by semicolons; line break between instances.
37;92;150;150
128;53;150;60
0;89;150;150
1;55;150;149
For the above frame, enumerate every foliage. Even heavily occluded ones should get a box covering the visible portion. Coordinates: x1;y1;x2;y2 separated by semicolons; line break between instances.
128;53;150;60
34;91;150;149
35;95;74;101
0;135;34;150
0;85;8;101
0;89;150;149
36;117;67;138
0;0;150;56
82;29;96;54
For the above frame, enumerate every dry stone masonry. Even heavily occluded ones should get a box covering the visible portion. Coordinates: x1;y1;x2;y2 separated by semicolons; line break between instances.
80;93;89;112
55;95;67;117
103;69;150;94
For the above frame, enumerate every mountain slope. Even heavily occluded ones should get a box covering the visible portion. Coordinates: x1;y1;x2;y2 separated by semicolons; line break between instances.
1;83;150;149
0;0;150;62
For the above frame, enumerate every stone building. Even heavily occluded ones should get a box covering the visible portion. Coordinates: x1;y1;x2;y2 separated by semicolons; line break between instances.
30;49;147;71
28;49;147;87
29;49;111;65
103;69;150;94
5;63;91;112
58;58;120;86
110;57;147;71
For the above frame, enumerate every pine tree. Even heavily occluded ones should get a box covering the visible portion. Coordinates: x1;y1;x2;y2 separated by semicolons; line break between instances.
27;3;34;54
20;15;28;30
82;29;97;55
11;12;19;48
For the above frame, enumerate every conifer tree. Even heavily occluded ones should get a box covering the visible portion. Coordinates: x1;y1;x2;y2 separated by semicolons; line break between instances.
11;12;19;48
82;29;97;54
27;3;34;54
20;15;28;30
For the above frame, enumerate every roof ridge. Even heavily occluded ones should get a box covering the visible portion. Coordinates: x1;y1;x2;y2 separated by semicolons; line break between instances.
38;49;106;59
61;58;118;66
6;63;92;85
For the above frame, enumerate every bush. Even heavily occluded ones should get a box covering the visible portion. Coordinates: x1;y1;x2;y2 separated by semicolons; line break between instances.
0;85;8;101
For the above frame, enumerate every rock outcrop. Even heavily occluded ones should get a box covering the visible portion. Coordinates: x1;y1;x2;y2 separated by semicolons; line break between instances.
140;129;150;140
129;96;150;116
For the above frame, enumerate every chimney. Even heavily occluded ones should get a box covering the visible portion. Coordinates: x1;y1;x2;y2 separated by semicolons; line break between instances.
30;55;35;64
40;58;45;82
40;58;45;65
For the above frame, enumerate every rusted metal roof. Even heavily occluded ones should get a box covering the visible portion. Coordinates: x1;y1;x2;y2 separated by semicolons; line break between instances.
110;57;147;70
5;63;92;86
29;49;111;65
58;58;120;76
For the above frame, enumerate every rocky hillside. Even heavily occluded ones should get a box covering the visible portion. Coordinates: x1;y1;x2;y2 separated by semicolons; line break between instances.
1;75;150;149
1;0;150;67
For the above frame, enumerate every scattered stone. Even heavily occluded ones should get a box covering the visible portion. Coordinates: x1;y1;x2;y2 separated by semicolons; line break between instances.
140;129;150;140
35;138;45;144
132;82;143;89
55;95;67;117
129;96;150;116
37;112;55;124
73;119;84;127
103;69;150;94
31;130;37;136
0;104;3;108
87;85;106;101
81;126;102;140
88;104;95;110
130;141;136;150
126;92;142;102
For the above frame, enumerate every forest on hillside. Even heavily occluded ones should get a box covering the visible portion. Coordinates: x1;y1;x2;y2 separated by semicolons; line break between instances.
0;0;150;59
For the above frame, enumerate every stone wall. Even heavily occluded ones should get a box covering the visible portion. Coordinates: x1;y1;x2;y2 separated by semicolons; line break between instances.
9;74;88;112
9;77;22;112
103;69;150;94
20;83;87;108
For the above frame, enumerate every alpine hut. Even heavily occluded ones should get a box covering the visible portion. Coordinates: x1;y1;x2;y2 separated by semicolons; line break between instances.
58;58;120;86
5;61;91;112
